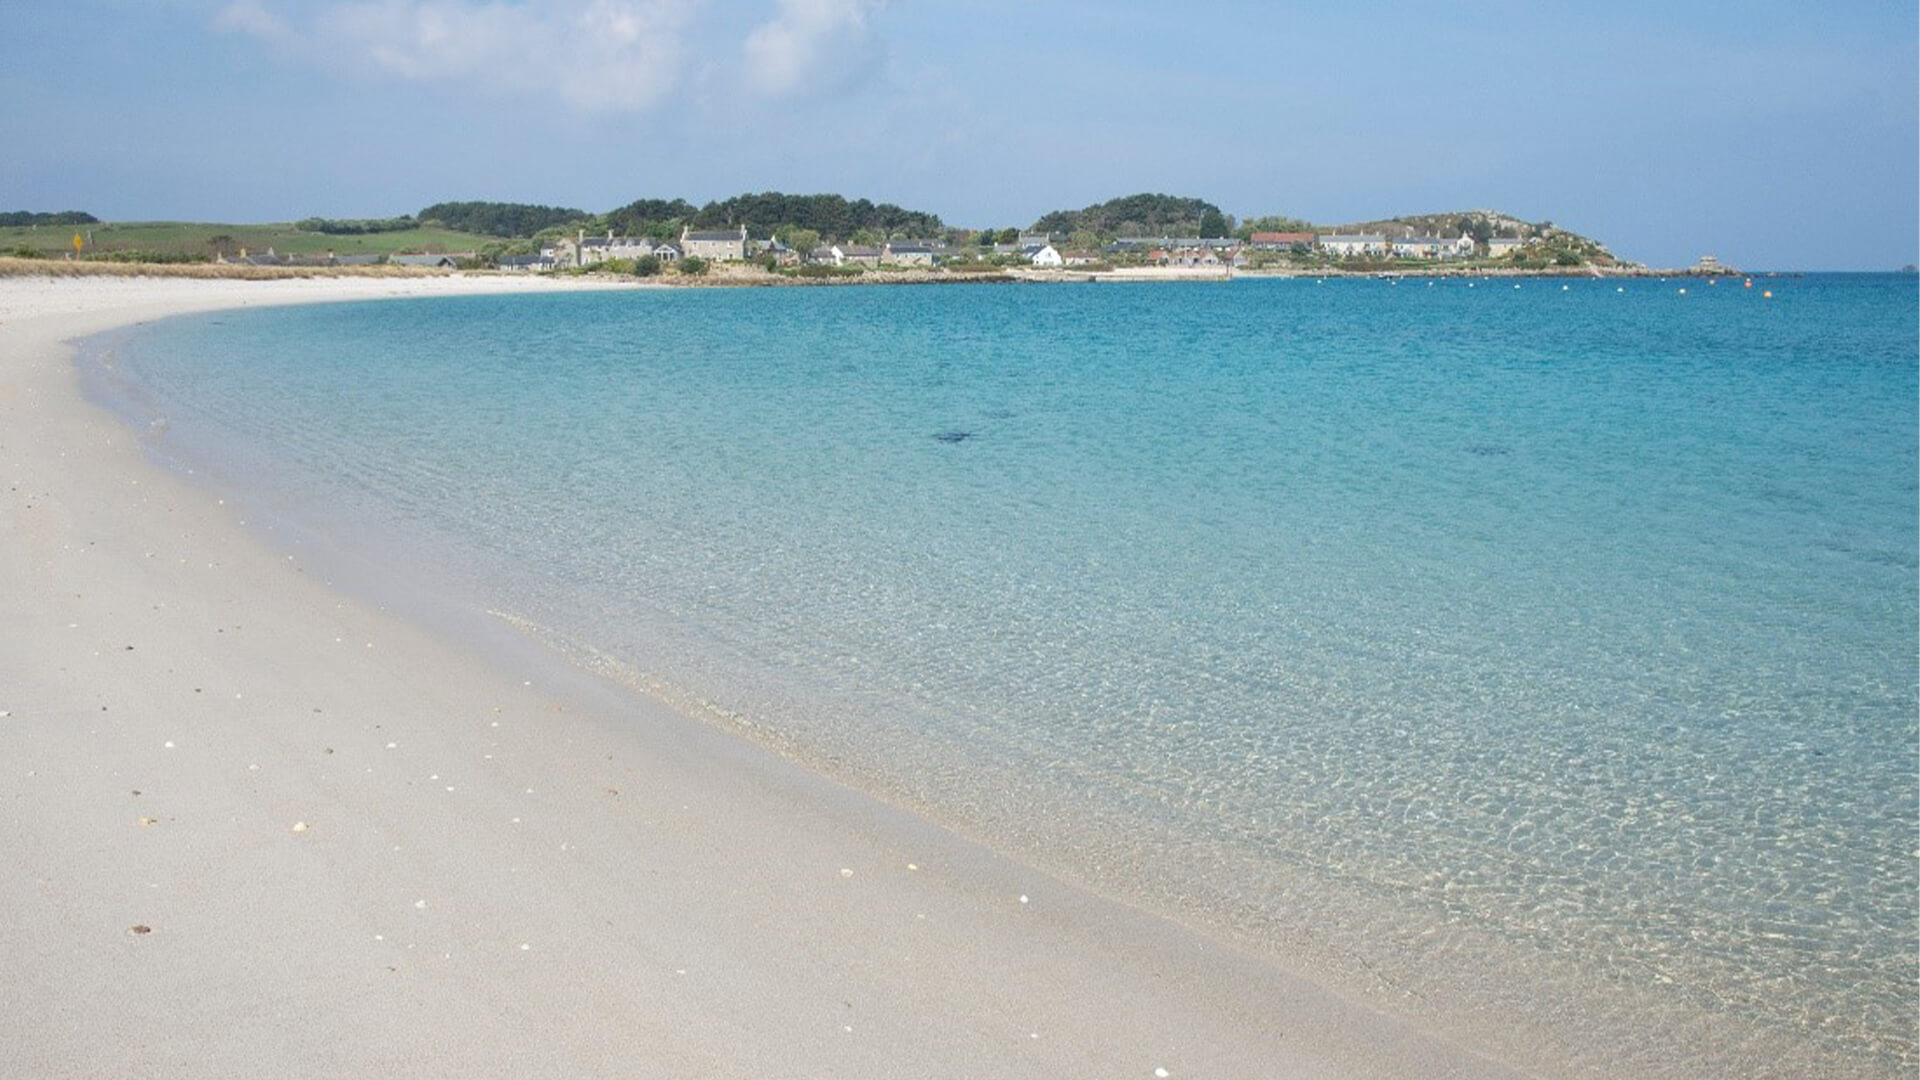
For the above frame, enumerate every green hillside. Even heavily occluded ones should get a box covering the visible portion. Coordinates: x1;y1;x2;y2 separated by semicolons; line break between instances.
0;220;498;260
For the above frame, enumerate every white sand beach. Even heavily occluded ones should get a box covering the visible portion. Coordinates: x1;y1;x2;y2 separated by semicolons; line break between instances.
0;273;1529;1078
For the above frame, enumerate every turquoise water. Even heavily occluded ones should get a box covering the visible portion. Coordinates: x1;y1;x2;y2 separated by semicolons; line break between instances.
96;275;1918;1073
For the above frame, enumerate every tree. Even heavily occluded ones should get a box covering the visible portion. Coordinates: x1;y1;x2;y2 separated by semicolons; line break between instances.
633;254;662;276
605;197;697;237
1031;193;1227;239
417;201;588;237
1235;214;1314;239
997;227;1021;244
776;225;820;256
678;255;709;275
1198;208;1231;238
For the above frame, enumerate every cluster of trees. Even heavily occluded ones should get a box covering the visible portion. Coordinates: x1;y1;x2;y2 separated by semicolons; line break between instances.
293;215;419;235
417;201;589;238
603;198;699;240
413;193;943;248
1030;193;1233;240
1;210;99;226
688;192;943;242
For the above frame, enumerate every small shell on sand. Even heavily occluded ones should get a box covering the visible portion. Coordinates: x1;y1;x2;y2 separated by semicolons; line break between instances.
291;821;308;833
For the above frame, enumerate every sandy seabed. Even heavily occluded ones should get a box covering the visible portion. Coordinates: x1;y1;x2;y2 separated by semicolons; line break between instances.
0;273;1537;1078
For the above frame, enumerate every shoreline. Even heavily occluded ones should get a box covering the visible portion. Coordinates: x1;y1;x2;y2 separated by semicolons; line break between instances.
0;273;1532;1076
1;254;1778;292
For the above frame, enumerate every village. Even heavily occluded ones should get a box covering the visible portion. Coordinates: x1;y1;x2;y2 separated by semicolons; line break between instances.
489;224;1545;273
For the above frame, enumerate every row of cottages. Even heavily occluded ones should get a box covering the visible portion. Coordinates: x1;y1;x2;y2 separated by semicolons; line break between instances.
1315;234;1476;260
538;225;752;269
817;240;945;267
1318;233;1537;259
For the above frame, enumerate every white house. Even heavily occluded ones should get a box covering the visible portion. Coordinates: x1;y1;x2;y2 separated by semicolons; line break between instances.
1028;244;1063;267
1317;234;1388;258
1486;236;1528;257
680;225;749;262
1390;235;1475;260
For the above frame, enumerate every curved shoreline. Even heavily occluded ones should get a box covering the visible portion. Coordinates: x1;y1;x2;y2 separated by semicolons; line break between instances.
0;273;1535;1077
5;273;1901;1079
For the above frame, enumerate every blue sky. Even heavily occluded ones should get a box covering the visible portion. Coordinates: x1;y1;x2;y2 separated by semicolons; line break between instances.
3;0;1914;269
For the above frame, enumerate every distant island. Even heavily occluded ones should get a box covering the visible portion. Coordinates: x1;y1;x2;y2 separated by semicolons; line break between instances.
0;192;1711;279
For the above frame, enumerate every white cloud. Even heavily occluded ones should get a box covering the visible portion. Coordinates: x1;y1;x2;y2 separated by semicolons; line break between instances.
213;0;295;43
743;0;887;99
215;0;699;113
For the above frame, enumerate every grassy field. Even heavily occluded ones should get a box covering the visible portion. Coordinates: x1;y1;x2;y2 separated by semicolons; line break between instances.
0;221;502;260
0;255;458;279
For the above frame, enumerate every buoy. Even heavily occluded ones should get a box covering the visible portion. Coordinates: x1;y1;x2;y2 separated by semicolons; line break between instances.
1678;287;1688;295
1762;290;1773;299
1744;279;1753;288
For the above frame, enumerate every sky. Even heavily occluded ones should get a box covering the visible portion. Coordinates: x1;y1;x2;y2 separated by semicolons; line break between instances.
2;0;1915;269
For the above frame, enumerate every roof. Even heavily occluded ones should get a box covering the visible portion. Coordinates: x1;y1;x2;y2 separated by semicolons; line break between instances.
1250;231;1314;244
683;230;745;242
886;243;933;254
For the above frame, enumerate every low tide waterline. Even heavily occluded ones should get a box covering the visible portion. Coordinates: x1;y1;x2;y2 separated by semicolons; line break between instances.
89;275;1917;1075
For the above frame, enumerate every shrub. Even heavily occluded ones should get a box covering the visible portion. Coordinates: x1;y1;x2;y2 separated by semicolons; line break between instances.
782;263;864;279
633;254;661;277
678;255;709;275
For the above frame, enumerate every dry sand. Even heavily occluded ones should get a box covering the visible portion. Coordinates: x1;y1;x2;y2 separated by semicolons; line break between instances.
0;273;1527;1078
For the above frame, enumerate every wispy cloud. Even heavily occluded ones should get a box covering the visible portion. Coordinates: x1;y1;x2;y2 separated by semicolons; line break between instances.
213;0;295;44
214;0;700;112
743;0;887;99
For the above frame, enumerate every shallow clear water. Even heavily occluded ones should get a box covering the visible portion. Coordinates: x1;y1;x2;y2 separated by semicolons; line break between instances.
98;275;1918;1072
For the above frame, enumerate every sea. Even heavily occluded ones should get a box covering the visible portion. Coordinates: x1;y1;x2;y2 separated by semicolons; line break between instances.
87;273;1918;1076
